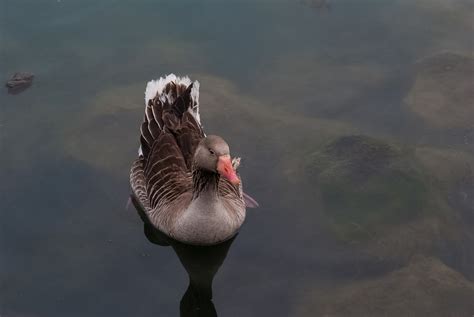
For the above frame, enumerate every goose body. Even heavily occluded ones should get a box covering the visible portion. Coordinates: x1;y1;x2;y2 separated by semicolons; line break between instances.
130;74;252;245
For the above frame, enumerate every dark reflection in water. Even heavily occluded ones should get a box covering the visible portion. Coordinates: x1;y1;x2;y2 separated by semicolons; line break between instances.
6;82;33;95
131;196;234;317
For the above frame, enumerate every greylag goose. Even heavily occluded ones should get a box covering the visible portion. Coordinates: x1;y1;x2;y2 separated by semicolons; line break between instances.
130;74;257;245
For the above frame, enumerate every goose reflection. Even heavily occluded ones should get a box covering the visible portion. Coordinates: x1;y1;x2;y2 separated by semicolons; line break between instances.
131;196;235;317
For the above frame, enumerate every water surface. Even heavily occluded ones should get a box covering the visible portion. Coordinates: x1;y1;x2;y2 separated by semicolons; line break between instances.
1;1;473;316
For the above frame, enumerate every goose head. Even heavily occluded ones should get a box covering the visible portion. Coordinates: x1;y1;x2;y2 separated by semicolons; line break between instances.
193;135;240;185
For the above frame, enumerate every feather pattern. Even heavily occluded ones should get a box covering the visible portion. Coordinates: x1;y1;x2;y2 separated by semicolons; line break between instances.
130;74;249;245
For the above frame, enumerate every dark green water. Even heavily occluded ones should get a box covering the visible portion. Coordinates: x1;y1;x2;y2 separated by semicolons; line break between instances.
1;1;473;316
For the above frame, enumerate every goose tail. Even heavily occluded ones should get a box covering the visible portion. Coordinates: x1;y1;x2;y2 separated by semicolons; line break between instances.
145;74;200;124
139;74;201;157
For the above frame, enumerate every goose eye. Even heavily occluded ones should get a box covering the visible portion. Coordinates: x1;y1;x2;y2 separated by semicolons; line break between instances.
209;149;215;155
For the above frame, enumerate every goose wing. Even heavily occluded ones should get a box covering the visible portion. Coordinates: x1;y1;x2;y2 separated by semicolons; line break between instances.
130;74;204;227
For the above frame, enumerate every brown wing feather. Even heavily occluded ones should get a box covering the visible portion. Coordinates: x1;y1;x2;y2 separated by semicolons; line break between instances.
132;78;204;227
139;81;203;163
175;112;205;169
144;133;191;210
130;158;150;211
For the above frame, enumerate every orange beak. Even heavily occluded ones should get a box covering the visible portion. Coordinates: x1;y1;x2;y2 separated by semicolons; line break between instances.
217;155;240;185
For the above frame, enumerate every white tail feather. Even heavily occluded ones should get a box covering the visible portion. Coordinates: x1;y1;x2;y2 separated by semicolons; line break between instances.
141;74;202;155
144;74;201;125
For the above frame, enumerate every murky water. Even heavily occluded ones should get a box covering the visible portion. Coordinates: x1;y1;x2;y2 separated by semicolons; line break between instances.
1;1;473;316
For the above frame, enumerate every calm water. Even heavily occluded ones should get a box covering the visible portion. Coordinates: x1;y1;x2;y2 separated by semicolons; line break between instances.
1;1;474;316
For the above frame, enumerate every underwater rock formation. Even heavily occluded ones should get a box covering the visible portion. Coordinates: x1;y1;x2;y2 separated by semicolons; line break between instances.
406;52;474;129
309;135;427;241
298;256;474;317
304;135;474;279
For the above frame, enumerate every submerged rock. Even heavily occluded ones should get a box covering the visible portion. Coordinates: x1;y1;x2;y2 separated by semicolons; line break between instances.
5;72;34;94
406;52;474;129
449;168;474;224
324;135;398;175
309;135;427;241
304;136;474;276
297;256;474;317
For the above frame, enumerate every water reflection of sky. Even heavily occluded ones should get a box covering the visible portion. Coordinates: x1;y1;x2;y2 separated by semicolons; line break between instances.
1;1;473;316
